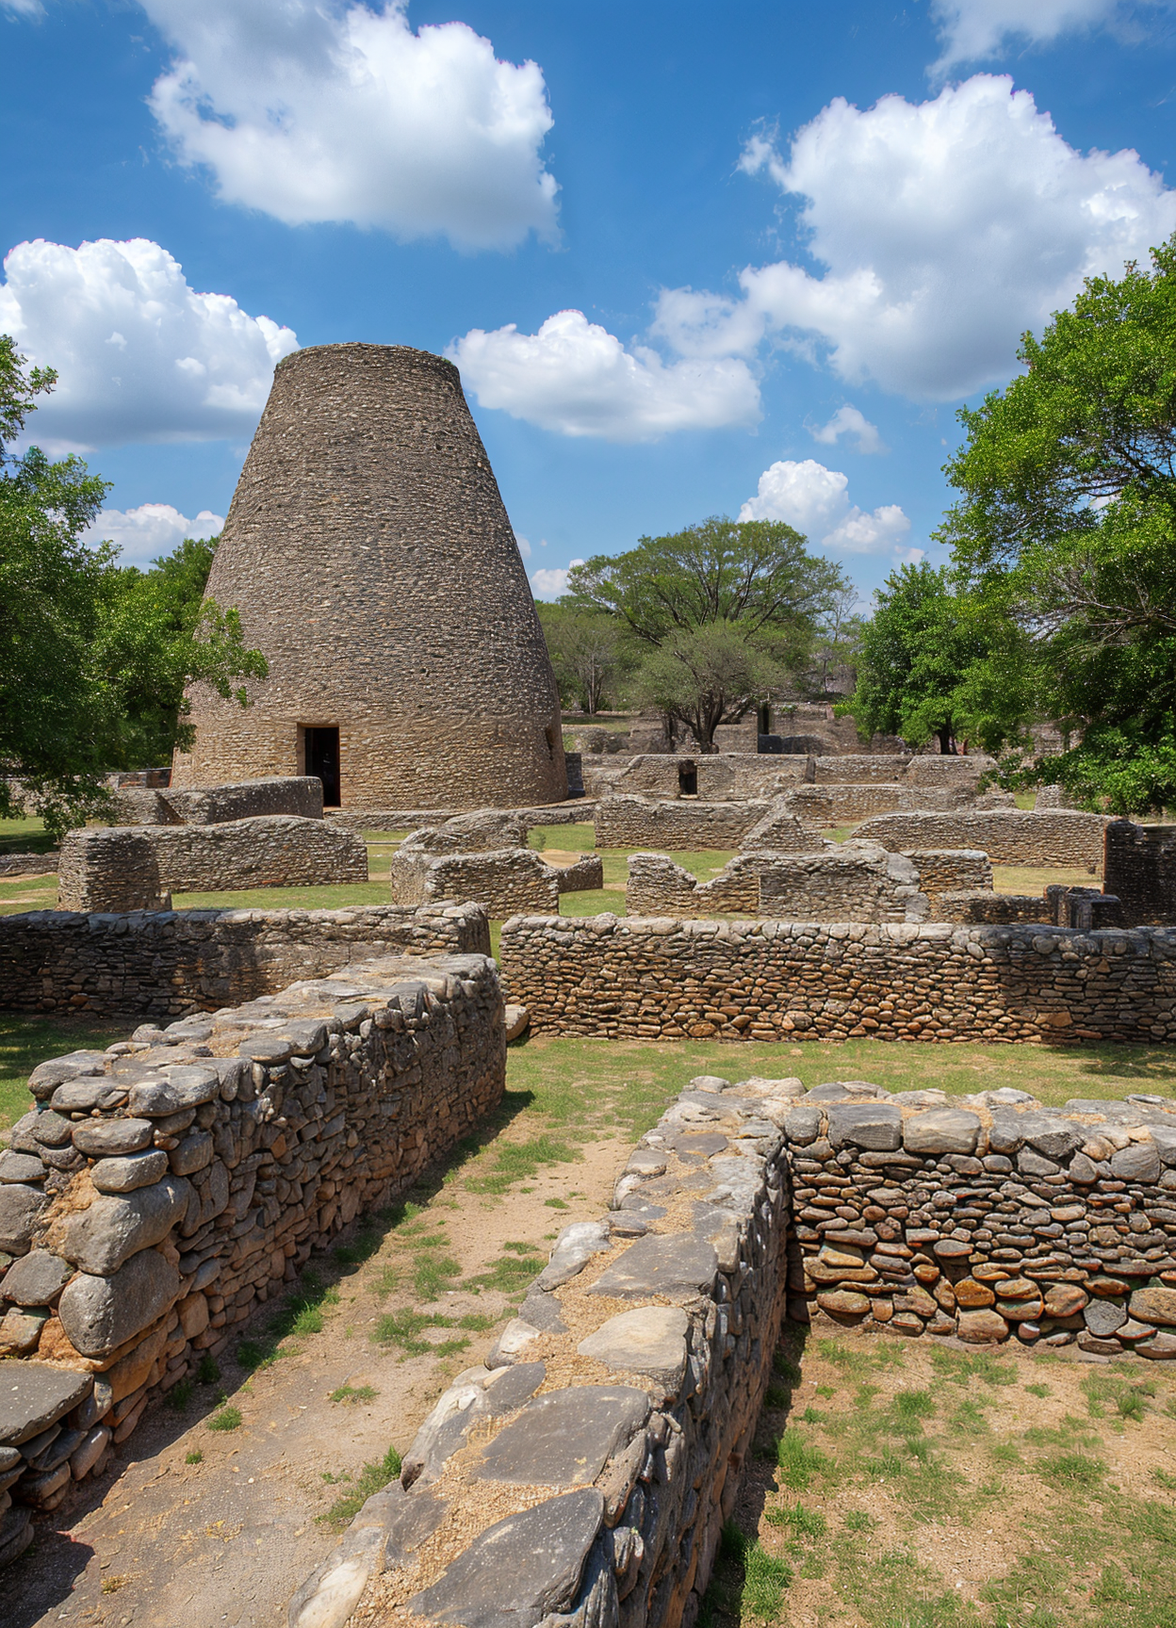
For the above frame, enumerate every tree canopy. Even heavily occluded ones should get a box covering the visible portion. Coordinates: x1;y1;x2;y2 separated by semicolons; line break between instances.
936;236;1176;810
0;336;266;837
535;602;634;717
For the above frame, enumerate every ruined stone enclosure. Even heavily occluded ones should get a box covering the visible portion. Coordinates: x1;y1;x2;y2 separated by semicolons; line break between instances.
171;343;567;810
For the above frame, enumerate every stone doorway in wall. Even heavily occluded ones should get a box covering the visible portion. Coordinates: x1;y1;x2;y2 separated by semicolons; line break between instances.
678;761;698;797
303;725;341;807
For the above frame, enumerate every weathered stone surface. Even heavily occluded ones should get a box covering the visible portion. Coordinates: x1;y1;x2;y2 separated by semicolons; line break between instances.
0;1505;33;1569
577;1308;689;1390
485;1318;542;1369
534;1222;611;1291
57;1249;180;1358
1043;1283;1088;1318
53;1174;190;1274
826;1102;903;1151
401;1364;547;1489
0;1306;49;1356
90;1150;170;1194
953;1279;995;1309
587;1234;718;1301
783;1106;822;1144
0;1183;51;1254
0;1152;46;1185
70;1119;154;1158
1137;1332;1176;1360
127;1067;220;1117
1111;1142;1162;1183
0;1250;72;1307
475;1386;648;1487
1130;1286;1176;1328
1084;1299;1128;1337
169;1132;214;1177
957;1309;1010;1343
902;1109;981;1155
410;1488;604;1628
817;1290;870;1318
0;1363;92;1447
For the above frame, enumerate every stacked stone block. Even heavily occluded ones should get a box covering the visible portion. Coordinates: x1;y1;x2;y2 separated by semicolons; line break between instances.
594;796;769;850
390;847;562;917
1104;820;1176;926
854;809;1110;869
625;844;928;924
0;951;505;1568
904;849;992;899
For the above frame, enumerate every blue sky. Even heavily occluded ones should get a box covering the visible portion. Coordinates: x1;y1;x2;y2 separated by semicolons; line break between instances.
3;1;1176;602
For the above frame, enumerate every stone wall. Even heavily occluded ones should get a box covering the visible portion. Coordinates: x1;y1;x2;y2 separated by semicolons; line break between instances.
0;903;489;1018
854;809;1110;870
811;755;912;784
736;801;819;853
0;854;58;878
597;754;810;803
556;854;605;894
397;810;529;855
390;848;561;917
58;818;369;910
774;1078;1176;1356
498;915;1176;1043
931;892;1054;926
778;783;907;828
905;849;993;898
1104;820;1176;926
288;1072;794;1628
0;952;505;1563
163;777;324;826
625;845;928;924
594;796;768;850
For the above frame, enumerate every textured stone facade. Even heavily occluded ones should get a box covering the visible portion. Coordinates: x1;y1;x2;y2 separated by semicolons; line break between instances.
593;796;769;850
904;849;993;899
625;844;928;924
171;344;567;810
162;777;323;826
0;903;488;1018
58;817;368;909
389;848;562;918
853;809;1110;869
1104;820;1176;926
499;915;1176;1043
775;1079;1176;1356
288;1072;793;1628
0;952;505;1559
931;892;1053;925
736;800;818;853
397;810;529;855
587;753;809;803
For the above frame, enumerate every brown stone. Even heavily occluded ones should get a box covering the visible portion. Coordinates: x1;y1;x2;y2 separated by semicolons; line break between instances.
953;1278;995;1308
893;1286;937;1318
912;1263;940;1285
956;1309;1010;1343
971;1264;1011;1283
1043;1284;1088;1318
1089;1277;1129;1298
890;1313;925;1335
870;1299;894;1323
993;1277;1037;1300
817;1290;870;1319
1129;1286;1176;1328
104;1323;169;1404
997;1298;1043;1322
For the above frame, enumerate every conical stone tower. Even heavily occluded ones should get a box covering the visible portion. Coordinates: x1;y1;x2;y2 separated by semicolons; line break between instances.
171;343;567;810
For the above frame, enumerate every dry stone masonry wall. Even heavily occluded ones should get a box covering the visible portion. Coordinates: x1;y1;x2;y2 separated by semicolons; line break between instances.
499;915;1176;1043
773;1078;1176;1356
905;849;993;899
58;817;368;911
390;848;562;917
0;903;489;1018
594;797;769;851
0;952;505;1569
111;777;324;828
853;810;1110;870
288;1073;794;1628
625;844;928;924
1104;820;1176;926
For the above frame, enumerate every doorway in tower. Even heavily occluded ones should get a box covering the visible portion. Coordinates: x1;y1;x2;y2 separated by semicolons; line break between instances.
303;726;341;808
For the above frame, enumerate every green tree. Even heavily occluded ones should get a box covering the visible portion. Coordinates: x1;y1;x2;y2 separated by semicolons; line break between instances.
536;602;633;715
843;562;992;754
565;516;847;748
0;337;266;838
937;236;1176;811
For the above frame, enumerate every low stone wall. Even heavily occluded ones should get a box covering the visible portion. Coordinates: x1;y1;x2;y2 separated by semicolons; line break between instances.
0;903;489;1018
109;777;324;829
0;952;505;1565
906;849;993;898
778;1079;1176;1356
626;845;928;924
594;796;768;850
854;809;1110;870
602;753;809;802
498;915;1176;1043
325;803;598;836
780;782;906;829
288;1072;794;1628
556;854;605;894
58;818;368;909
397;811;530;855
812;754;912;784
389;848;561;917
0;854;58;877
932;891;1053;925
1104;820;1176;926
736;801;818;853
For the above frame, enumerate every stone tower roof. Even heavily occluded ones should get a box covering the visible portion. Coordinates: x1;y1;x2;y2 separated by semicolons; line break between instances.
171;342;567;809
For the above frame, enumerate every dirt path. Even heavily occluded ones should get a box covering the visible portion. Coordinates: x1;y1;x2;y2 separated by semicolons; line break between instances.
6;1090;638;1628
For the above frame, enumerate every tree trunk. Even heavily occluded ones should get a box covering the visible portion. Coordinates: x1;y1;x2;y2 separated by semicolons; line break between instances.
937;726;957;755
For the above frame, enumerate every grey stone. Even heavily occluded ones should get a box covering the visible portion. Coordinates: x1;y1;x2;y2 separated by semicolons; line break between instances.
127;1066;220;1116
577;1307;689;1391
288;1486;447;1628
807;1080;889;1101
0;1448;19;1475
71;1118;154;1158
1152;1126;1176;1166
783;1106;822;1145
1067;1152;1099;1184
476;1386;648;1487
689;1076;730;1092
673;1132;729;1158
1018;1149;1060;1177
0;1183;51;1255
534;1222;611;1290
520;1289;567;1334
0;1152;46;1184
0;1363;92;1447
410;1488;605;1628
826;1102;903;1152
1020;1113;1085;1159
902;1109;981;1156
0;1505;33;1570
27;1110;73;1148
27;1052;108;1101
0;1306;49;1354
91;1150;170;1194
54;1174;190;1274
987;1112;1025;1155
1084;1299;1128;1337
169;1131;214;1177
1;1249;72;1307
1111;1142;1162;1183
401;1363;547;1489
49;1079;127;1114
57;1248;180;1357
587;1233;718;1301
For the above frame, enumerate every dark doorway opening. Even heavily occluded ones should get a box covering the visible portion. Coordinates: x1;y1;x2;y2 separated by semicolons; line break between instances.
305;726;341;807
678;762;698;796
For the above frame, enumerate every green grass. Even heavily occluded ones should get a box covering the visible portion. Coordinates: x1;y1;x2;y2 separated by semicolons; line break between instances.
185;1450;203;1465
207;1403;242;1432
0;1011;126;1130
172;883;387;910
329;1383;378;1405
0;815;56;855
235;1274;339;1370
0;873;58;917
318;1445;402;1529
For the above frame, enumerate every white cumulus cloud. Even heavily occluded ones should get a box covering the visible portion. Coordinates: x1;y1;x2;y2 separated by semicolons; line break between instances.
83;503;225;568
809;404;886;454
659;75;1176;402
0;237;298;450
530;560;583;600
450;308;761;442
141;0;557;250
929;0;1160;72
739;458;911;557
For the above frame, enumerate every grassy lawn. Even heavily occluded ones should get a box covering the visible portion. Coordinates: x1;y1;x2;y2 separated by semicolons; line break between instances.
0;873;58;916
0;1012;128;1130
707;1326;1176;1628
0;815;56;855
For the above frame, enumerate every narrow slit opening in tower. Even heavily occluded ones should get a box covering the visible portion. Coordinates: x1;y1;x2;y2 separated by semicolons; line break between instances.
678;762;698;797
304;726;341;807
